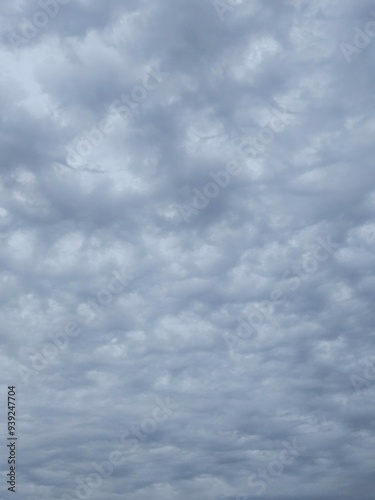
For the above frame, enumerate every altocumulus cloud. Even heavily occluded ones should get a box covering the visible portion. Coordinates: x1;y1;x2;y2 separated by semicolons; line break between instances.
0;1;375;499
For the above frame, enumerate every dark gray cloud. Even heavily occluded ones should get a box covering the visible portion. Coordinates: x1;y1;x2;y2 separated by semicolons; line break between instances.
0;0;375;499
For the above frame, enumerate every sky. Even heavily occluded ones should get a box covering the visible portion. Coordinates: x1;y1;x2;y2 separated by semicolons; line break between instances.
0;0;375;499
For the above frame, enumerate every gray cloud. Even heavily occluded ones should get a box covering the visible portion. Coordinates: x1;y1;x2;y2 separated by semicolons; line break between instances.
0;0;375;499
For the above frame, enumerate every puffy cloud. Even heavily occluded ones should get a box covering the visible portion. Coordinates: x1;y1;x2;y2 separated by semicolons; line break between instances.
0;0;374;499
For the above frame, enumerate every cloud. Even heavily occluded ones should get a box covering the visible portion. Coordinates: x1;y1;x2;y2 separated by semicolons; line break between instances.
0;0;374;499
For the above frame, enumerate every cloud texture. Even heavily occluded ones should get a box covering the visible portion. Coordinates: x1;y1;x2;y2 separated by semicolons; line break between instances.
0;1;375;499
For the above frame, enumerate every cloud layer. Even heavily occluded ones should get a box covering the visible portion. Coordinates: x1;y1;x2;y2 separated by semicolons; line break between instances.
0;1;375;499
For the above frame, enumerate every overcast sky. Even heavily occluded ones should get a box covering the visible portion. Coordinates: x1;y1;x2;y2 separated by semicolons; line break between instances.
1;1;375;499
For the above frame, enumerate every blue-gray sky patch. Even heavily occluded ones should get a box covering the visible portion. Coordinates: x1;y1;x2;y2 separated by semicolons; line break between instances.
0;1;374;499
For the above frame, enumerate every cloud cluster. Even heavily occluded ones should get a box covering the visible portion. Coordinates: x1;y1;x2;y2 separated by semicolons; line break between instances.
0;1;375;499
